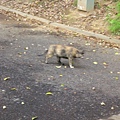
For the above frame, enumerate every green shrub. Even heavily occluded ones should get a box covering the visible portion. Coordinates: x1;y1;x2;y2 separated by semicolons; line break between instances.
109;18;120;34
73;0;77;7
116;2;120;12
107;2;120;35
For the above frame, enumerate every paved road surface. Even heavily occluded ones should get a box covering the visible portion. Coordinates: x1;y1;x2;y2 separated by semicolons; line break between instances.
0;13;120;120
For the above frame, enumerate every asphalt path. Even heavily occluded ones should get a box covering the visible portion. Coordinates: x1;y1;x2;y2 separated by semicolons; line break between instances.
0;13;120;120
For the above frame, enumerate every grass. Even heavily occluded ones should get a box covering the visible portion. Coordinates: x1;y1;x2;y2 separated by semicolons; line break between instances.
109;18;120;35
73;0;77;7
107;2;120;35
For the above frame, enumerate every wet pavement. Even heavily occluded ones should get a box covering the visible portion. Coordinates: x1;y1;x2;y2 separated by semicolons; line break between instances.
0;13;120;120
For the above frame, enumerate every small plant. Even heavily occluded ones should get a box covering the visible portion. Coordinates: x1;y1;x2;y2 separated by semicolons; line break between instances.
73;0;77;7
116;2;120;12
107;2;120;35
113;0;119;2
109;18;120;34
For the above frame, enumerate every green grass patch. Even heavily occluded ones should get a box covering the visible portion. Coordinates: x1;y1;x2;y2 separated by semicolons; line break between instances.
73;0;77;7
107;2;120;35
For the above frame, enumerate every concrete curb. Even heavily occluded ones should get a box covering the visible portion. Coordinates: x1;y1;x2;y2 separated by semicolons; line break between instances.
0;5;120;46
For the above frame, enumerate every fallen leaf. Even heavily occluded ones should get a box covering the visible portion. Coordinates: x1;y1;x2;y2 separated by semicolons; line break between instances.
18;52;22;55
64;66;67;68
92;87;96;90
111;107;114;110
21;102;25;105
101;102;105;106
93;62;98;65
3;106;7;109
4;77;10;81
24;52;26;54
59;74;63;77
24;47;28;50
11;88;17;91
26;87;31;90
70;43;73;45
104;66;107;68
110;71;113;73
46;92;53;95
103;62;108;66
60;84;64;87
56;66;61;68
115;77;119;80
32;116;38;120
85;43;90;46
115;52;120;55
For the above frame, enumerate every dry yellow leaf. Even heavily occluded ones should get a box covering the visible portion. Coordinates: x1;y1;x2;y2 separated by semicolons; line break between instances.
59;74;63;77
101;102;105;106
32;116;38;120
3;106;7;109
11;88;17;90
46;92;53;95
56;66;61;68
4;77;10;81
93;62;98;65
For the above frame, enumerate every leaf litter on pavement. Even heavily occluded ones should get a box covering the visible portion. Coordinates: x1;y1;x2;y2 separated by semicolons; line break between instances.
0;2;120;119
1;0;120;41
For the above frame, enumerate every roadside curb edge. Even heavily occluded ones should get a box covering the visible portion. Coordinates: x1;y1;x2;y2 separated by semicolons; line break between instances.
0;5;120;46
